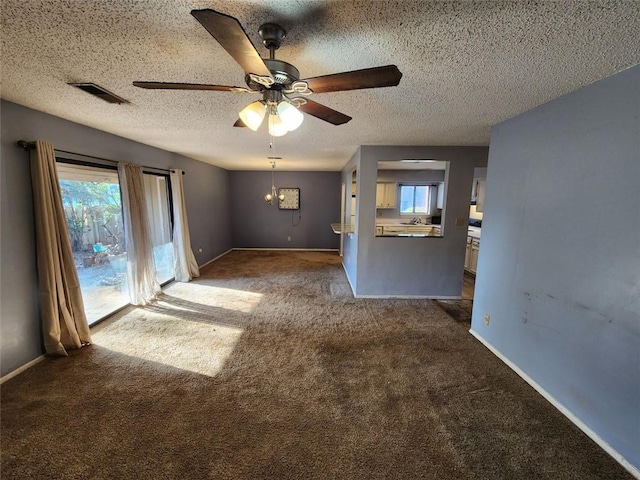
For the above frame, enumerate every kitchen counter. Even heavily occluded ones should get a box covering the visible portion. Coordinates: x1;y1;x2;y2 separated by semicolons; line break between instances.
468;226;481;239
376;222;439;227
331;223;354;234
376;224;442;237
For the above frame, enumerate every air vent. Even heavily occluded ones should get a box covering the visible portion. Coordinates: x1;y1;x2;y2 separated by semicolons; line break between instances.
68;83;129;104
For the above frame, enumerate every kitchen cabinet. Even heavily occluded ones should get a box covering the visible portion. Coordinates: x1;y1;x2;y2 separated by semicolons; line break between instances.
464;237;472;270
436;182;445;209
376;225;441;236
376;182;397;209
407;225;434;235
380;225;405;234
470;239;480;272
464;236;480;273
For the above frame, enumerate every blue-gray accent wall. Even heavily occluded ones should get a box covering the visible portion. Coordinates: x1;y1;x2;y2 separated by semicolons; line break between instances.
0;100;232;377
229;170;341;250
471;65;640;471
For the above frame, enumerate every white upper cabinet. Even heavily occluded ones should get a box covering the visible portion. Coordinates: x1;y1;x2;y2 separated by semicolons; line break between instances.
376;182;397;208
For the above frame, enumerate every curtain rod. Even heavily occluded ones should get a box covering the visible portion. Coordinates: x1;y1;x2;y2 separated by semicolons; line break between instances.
16;140;184;175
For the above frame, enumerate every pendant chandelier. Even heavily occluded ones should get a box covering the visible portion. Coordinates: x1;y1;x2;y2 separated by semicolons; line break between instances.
265;160;285;204
239;90;304;137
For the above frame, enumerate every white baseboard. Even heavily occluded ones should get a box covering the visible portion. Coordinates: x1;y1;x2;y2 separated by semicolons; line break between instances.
470;329;640;479
355;294;462;299
232;248;339;252
338;262;460;300
198;248;339;269
198;248;232;269
341;262;356;297
0;355;46;384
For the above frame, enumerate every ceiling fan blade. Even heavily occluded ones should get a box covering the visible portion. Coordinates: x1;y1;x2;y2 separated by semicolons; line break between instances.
133;82;251;93
233;119;246;127
191;9;272;79
297;99;351;125
302;65;402;94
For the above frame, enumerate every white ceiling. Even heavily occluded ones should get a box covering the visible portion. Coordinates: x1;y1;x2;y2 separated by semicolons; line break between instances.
2;1;639;171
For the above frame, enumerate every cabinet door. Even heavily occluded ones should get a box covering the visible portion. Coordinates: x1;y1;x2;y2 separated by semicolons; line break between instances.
464;237;472;269
407;226;433;235
376;182;397;208
384;183;397;208
470;239;480;273
376;183;386;208
383;226;407;234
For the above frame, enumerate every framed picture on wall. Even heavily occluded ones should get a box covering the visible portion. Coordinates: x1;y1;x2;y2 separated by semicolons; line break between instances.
278;187;300;210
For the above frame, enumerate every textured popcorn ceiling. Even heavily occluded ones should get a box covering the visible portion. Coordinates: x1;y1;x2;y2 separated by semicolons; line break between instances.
1;1;639;171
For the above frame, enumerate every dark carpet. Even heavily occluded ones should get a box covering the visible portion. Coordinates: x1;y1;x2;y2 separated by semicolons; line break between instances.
1;251;632;479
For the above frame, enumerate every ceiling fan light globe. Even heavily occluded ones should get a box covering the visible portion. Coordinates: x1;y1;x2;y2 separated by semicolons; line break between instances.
268;113;288;137
239;101;267;131
277;101;304;131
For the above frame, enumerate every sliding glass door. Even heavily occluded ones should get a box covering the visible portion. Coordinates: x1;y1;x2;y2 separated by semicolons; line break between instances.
57;162;130;324
143;173;174;285
56;161;175;325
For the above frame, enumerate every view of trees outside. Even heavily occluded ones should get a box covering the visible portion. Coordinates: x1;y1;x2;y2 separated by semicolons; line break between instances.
59;180;124;254
57;164;130;324
56;163;176;324
400;185;431;214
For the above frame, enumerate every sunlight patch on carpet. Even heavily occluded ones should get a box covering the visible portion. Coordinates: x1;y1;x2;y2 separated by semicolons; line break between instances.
164;282;263;313
92;314;244;377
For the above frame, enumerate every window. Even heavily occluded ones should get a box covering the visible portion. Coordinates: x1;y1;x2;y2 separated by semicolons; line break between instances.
400;185;434;214
57;161;130;324
56;160;175;325
143;172;174;285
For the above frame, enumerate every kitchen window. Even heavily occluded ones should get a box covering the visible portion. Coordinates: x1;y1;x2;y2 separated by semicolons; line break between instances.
399;184;435;214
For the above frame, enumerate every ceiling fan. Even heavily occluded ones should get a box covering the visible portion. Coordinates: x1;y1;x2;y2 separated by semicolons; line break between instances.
133;9;403;136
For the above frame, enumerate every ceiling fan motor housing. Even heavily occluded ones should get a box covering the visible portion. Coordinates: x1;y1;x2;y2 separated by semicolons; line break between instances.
134;10;398;128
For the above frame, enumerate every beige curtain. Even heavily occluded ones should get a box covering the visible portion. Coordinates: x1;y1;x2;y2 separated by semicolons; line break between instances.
170;169;200;282
118;163;161;305
30;141;92;356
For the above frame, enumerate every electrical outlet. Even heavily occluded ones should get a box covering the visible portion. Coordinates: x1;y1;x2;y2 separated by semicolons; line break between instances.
287;236;292;242
484;314;490;326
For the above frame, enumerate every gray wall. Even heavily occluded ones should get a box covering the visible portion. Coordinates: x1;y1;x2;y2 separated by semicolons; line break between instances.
0;100;232;377
343;146;488;297
229;171;341;249
471;66;640;470
341;150;360;288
